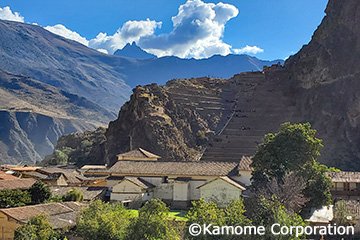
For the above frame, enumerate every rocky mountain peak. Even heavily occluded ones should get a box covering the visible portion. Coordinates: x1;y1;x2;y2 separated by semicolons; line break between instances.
114;42;157;59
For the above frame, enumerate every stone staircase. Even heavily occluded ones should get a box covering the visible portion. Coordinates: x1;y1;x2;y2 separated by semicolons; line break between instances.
200;71;301;162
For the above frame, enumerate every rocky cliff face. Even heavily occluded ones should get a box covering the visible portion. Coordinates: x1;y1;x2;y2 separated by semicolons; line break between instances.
104;77;241;165
48;0;360;170
281;0;360;169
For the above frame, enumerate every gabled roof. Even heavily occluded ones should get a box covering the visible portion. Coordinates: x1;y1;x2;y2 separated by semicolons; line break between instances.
0;179;36;190
11;167;39;172
116;148;160;160
0;171;19;180
326;171;360;183
198;176;246;190
0;202;86;229
109;160;239;176
117;177;155;189
238;156;253;171
36;168;89;184
50;186;107;201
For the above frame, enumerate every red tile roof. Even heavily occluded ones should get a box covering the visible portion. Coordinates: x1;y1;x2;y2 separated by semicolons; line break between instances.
0;179;36;190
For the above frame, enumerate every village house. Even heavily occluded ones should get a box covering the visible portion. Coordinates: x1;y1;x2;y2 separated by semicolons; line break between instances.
50;186;107;201
20;167;93;186
107;148;252;209
327;171;360;201
0;179;36;191
0;202;85;240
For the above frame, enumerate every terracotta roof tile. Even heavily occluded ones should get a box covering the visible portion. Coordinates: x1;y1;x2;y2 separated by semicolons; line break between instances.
0;179;36;190
117;148;160;159
238;156;253;171
0;172;18;180
50;186;107;201
0;202;86;229
109;160;239;176
327;171;360;183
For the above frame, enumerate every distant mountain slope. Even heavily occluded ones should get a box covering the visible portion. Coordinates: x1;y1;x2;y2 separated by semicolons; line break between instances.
120;54;283;87
0;20;282;108
114;42;157;59
0;20;132;112
0;69;115;164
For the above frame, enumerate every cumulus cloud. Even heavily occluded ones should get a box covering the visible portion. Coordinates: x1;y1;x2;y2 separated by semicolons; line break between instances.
88;19;162;54
1;2;264;58
138;0;239;59
0;6;24;22
233;45;264;55
45;24;89;46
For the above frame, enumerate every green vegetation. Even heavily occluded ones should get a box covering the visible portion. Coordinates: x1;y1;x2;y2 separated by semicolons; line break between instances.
251;122;332;213
186;198;252;240
14;215;65;240
42;128;106;167
333;200;354;225
28;181;51;205
247;196;306;240
0;189;31;208
0;181;51;208
128;209;188;221
62;188;84;202
77;199;182;240
127;199;180;240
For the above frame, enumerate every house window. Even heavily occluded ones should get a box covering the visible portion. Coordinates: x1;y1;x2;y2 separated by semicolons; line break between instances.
344;182;350;191
162;176;168;183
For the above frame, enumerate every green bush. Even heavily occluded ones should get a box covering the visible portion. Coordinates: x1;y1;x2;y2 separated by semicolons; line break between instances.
62;188;84;202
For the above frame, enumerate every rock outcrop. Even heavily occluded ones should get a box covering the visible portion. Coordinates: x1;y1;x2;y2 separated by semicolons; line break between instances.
48;0;360;170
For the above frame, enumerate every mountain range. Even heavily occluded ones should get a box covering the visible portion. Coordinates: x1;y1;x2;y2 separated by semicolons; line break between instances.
0;19;283;164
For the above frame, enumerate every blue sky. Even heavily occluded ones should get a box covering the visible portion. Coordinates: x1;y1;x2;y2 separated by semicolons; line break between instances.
0;0;327;60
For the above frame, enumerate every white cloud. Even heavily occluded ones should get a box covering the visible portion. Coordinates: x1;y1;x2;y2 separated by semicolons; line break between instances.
0;6;24;22
233;45;264;55
44;24;89;46
88;19;162;54
138;0;239;59
1;2;262;59
96;48;109;54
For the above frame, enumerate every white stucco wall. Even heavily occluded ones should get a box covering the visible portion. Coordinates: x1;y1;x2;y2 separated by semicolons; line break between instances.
110;180;145;202
200;178;242;208
173;182;188;201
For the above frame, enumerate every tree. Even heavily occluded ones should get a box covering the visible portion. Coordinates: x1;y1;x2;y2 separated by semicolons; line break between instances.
224;199;252;240
248;196;306;240
76;200;133;240
186;198;225;240
14;215;63;240
257;173;308;213
333;200;354;226
127;199;179;240
62;188;84;202
0;189;31;208
28;181;52;204
251;122;332;212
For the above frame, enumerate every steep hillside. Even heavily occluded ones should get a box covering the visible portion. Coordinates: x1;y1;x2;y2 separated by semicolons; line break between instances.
119;54;283;87
0;19;282;109
281;0;360;169
47;0;360;170
0;20;132;112
0;69;114;164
